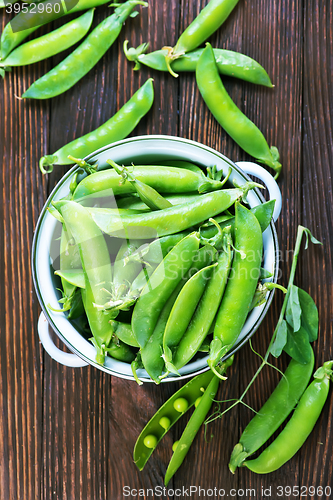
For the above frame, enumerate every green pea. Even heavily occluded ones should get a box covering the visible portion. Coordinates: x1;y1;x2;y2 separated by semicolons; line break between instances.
172;441;179;452
159;417;171;430
173;398;189;413
143;435;158;449
194;397;202;408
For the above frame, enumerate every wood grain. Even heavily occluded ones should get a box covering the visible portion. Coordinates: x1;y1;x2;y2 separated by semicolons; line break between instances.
1;0;332;498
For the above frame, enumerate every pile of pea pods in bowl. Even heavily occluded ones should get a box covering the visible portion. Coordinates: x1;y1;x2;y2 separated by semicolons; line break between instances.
32;135;281;383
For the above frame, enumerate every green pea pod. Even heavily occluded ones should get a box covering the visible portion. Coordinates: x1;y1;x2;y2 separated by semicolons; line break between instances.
39;78;154;173
22;1;148;99
164;374;220;485
243;360;333;474
109;320;139;348
67;288;85;320
108;160;173;210
163;263;217;365
158;159;205;174
208;202;263;377
86;185;251;239
196;43;281;179
229;348;315;472
132;232;200;349
103;337;136;363
55;269;85;289
200;199;276;241
73;165;223;200
140;280;186;383
124;199;273;267
1;0;113;60
164;0;240;77
115;192;201;211
133;370;215;470
173;227;233;370
53;199;114;364
124;43;273;87
0;10;95;68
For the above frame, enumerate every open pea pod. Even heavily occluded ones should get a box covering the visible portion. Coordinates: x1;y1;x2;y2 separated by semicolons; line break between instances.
133;370;214;470
164;374;220;485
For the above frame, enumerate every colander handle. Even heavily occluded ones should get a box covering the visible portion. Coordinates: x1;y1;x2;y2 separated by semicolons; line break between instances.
235;161;282;222
38;312;89;368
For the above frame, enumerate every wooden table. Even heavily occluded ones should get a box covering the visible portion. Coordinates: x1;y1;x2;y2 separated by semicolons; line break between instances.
1;1;332;498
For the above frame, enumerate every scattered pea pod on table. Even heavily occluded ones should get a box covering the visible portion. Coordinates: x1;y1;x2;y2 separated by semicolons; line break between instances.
39;78;154;173
243;360;333;474
196;43;282;179
22;0;148;99
208;201;263;378
163;0;240;77
0;0;112;60
124;43;273;88
0;10;95;69
164;366;226;485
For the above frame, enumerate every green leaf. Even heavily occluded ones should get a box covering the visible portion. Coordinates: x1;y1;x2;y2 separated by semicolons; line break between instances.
286;285;302;332
283;323;313;364
270;319;288;358
298;288;319;342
